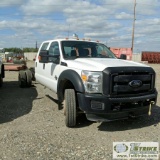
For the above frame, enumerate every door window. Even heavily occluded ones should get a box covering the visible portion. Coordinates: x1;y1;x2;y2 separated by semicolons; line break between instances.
48;41;60;63
49;42;60;55
40;42;49;51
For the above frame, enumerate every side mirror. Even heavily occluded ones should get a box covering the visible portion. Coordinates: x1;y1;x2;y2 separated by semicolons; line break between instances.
39;50;49;63
120;54;126;60
39;50;60;64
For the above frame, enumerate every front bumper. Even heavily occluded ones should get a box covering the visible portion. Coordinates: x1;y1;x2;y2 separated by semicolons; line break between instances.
77;91;157;122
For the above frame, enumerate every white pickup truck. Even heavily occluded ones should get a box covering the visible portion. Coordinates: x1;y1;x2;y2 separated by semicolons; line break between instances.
19;38;157;127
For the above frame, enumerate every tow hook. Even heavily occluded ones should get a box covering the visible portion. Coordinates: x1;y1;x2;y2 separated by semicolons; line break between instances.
148;101;155;116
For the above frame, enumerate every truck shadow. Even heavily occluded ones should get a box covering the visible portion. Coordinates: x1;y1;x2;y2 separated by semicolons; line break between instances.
0;80;38;124
97;105;160;131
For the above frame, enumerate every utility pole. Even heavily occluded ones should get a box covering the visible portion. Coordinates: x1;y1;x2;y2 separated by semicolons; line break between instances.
36;41;38;50
131;0;136;53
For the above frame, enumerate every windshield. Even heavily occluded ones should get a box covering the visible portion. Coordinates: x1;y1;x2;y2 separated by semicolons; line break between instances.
61;40;116;59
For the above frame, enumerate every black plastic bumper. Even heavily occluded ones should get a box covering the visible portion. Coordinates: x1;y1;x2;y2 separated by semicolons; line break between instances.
77;91;157;122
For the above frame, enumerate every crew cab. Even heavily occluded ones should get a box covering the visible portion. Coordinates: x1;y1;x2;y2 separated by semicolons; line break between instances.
19;38;157;127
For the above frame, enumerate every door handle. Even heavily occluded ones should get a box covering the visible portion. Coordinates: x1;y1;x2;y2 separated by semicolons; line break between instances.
43;63;45;69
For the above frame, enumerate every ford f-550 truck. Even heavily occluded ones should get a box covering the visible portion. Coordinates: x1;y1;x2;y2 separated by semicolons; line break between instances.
19;38;157;127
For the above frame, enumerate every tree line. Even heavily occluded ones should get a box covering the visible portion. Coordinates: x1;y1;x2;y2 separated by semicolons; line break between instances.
4;47;38;53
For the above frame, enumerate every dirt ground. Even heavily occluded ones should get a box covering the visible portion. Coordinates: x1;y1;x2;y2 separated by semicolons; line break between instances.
0;61;160;160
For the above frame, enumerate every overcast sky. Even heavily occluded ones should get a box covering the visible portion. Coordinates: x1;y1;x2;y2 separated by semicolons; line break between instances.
0;0;160;53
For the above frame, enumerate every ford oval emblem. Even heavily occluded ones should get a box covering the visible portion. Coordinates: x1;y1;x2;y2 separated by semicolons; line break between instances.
129;80;142;88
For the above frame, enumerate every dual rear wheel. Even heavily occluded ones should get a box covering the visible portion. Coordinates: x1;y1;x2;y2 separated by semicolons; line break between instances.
19;70;32;88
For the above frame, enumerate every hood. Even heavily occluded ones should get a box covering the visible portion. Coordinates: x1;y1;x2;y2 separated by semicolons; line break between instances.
65;58;149;71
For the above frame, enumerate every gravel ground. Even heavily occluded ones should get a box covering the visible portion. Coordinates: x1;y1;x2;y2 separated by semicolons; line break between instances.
0;61;160;160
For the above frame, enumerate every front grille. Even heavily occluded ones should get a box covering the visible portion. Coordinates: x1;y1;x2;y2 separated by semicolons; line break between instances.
103;67;156;96
112;72;152;95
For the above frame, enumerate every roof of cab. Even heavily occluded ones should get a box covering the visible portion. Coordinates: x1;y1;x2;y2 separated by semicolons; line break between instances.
42;38;100;44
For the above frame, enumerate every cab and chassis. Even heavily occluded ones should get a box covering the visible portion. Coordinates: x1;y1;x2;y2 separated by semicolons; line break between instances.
19;39;157;127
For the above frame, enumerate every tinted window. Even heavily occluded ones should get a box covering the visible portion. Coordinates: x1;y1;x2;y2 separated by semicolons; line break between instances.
40;42;49;51
48;42;60;56
48;41;60;64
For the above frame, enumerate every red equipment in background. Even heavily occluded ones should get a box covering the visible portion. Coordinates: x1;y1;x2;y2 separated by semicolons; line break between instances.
4;52;26;71
141;51;160;63
110;47;132;60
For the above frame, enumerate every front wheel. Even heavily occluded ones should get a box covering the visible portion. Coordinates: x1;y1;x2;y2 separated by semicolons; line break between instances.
64;89;77;127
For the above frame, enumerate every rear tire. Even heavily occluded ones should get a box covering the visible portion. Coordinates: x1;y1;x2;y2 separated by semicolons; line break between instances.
19;70;27;88
29;67;35;81
64;89;77;127
25;69;32;87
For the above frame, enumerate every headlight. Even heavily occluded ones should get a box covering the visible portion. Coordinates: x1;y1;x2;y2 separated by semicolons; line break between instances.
81;71;102;93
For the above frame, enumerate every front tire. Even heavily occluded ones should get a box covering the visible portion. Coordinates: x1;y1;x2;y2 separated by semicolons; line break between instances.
64;89;77;127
